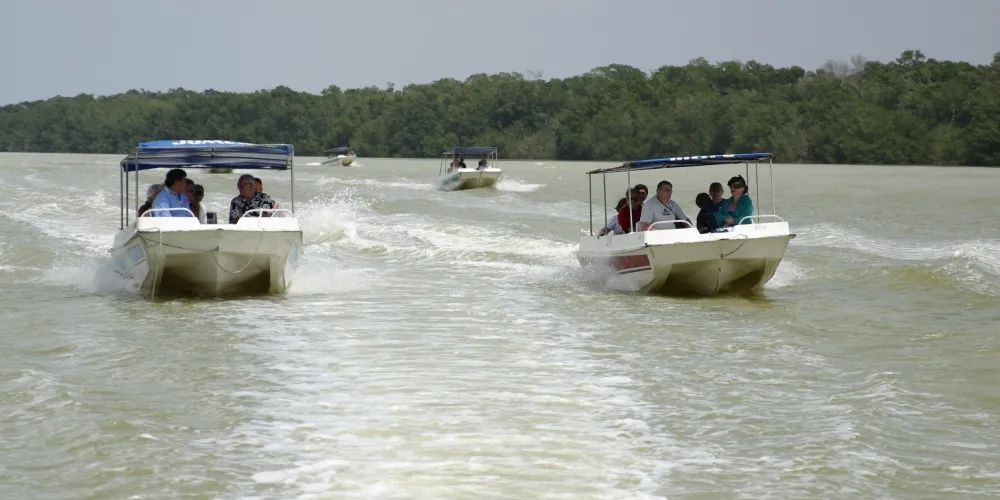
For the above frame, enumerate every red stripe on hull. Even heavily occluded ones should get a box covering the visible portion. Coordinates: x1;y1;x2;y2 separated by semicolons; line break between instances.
580;254;651;273
611;254;650;271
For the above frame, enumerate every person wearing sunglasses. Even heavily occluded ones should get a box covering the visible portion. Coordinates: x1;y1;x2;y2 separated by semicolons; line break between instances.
715;175;754;228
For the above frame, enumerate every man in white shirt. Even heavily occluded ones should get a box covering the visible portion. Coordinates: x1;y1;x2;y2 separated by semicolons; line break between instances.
638;180;691;231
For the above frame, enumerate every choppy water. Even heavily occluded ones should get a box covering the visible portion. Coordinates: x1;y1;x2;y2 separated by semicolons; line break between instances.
1;153;998;499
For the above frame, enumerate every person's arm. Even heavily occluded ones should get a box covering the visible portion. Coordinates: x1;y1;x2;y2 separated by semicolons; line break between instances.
261;194;276;217
229;198;240;224
715;199;732;227
734;196;754;224
599;215;619;236
637;202;654;231
150;193;169;217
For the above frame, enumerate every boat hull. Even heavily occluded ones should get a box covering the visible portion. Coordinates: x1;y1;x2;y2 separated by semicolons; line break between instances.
322;154;357;166
109;216;302;298
576;221;793;296
439;168;502;191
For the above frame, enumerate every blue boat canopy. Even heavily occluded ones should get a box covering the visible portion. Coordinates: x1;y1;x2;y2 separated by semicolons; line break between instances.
325;146;353;154
586;152;773;175
120;140;294;172
442;146;497;156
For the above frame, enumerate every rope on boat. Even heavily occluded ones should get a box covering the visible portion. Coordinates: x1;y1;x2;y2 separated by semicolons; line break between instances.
138;227;267;276
720;234;749;259
212;229;266;275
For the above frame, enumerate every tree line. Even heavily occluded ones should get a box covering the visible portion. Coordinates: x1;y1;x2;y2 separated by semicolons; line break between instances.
1;49;997;166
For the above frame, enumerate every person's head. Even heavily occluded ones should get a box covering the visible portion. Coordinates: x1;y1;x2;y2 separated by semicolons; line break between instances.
614;197;628;211
183;178;196;203
254;177;263;193
634;184;648;200
628;187;644;207
727;175;747;199
163;168;187;190
193;184;205;203
655;180;673;202
709;182;724;203
237;174;256;200
145;183;164;202
695;192;711;209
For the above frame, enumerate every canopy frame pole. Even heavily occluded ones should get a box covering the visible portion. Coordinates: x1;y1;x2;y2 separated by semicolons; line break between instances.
587;173;593;236
626;168;633;232
289;145;296;214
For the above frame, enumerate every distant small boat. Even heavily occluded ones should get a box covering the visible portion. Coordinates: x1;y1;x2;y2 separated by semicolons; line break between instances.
111;140;302;299
576;152;795;296
208;167;233;174
321;146;357;166
438;146;502;191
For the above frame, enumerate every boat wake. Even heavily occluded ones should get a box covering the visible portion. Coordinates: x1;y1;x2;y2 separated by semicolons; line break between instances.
794;223;1000;296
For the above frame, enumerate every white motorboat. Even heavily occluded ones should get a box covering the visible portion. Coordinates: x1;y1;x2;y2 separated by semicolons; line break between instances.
110;140;303;299
576;152;795;296
438;146;502;191
321;146;357;166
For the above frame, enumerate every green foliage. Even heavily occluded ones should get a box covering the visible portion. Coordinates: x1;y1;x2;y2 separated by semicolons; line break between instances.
1;50;998;166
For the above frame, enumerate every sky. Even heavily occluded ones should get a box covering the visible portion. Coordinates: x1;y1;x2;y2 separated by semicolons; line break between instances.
1;0;998;104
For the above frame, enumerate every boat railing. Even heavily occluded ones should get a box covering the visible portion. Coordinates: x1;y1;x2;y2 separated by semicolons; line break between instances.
648;220;695;230
239;208;296;220
738;214;786;225
140;208;197;218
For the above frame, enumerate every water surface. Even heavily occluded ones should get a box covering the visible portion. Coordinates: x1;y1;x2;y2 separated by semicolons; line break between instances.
1;154;998;499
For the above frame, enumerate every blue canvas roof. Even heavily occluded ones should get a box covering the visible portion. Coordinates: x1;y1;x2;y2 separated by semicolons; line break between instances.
442;146;498;156
586;152;773;175
325;146;353;154
120;140;294;172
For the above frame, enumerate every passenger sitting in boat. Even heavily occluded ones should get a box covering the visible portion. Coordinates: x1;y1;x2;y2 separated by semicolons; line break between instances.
193;183;207;224
598;197;629;236
254;177;281;210
183;179;202;222
696;182;725;233
695;193;713;233
634;184;648;201
137;183;163;217
151;168;193;217
458;156;467;169
229;173;276;224
715;175;753;227
477;157;488;170
638;180;691;231
616;188;644;234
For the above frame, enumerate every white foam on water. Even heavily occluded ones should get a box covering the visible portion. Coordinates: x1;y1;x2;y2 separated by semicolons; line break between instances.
495;178;544;192
225;299;675;498
315;176;435;192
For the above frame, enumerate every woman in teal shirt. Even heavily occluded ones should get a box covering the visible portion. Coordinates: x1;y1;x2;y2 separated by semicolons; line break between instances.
715;175;753;227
